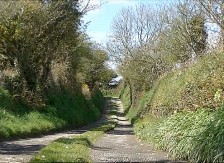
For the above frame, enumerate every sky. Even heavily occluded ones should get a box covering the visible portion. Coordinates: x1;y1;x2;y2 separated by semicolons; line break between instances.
82;0;220;70
82;0;178;70
82;0;173;44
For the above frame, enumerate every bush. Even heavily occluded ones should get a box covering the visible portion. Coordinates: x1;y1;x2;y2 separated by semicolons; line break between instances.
149;52;224;116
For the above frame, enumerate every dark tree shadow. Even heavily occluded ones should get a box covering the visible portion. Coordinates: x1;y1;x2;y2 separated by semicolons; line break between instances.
0;143;45;155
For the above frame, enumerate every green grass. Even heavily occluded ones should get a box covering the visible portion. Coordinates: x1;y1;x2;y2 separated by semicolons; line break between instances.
0;88;104;140
120;52;224;118
120;85;131;113
31;122;116;162
31;98;118;163
121;52;224;118
0;110;66;139
149;52;224;115
120;51;224;162
134;107;224;162
101;81;124;98
120;84;157;123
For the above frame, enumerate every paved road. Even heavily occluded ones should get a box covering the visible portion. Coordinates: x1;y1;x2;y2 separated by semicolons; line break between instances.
0;131;82;163
91;98;184;163
0;98;185;163
0;99;110;163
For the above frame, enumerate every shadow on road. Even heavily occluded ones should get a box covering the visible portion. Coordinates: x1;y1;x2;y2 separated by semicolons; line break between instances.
0;143;44;155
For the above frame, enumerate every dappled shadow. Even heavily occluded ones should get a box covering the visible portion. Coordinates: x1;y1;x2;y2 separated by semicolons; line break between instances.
109;117;129;122
56;137;91;146
65;129;88;134
0;142;45;155
90;145;111;151
109;129;134;135
82;123;134;136
53;137;111;152
105;98;135;136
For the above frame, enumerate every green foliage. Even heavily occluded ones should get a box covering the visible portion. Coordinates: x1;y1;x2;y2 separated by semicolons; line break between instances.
91;89;104;112
120;82;157;123
46;90;102;127
121;52;224;117
135;107;224;162
0;88;104;140
120;51;224;162
31;99;118;163
0;1;81;93
150;52;224;116
158;24;192;64
188;14;207;56
78;42;116;90
31;122;116;163
0;0;111;141
120;84;131;113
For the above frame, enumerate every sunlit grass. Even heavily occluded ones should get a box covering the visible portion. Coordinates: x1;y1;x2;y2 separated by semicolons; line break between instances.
31;122;116;163
31;99;118;163
135;107;224;162
0;89;104;140
120;52;224;162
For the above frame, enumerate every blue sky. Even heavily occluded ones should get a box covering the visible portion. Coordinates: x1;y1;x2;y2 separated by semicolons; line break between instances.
82;0;220;71
83;0;219;48
82;0;174;44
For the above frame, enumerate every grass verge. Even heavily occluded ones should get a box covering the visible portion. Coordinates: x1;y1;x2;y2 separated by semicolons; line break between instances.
134;107;224;162
31;98;118;163
120;52;224;162
0;88;104;140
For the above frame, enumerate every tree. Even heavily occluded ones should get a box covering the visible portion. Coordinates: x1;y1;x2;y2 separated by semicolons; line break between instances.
0;1;81;94
77;41;115;90
107;4;166;87
197;0;224;48
176;1;207;57
107;1;208;108
188;14;207;55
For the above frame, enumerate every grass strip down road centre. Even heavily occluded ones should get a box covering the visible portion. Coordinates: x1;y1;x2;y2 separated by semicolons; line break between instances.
31;98;118;163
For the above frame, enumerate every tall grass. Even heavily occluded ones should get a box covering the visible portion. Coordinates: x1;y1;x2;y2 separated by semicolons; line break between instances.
120;85;131;113
134;107;224;162
0;88;104;140
120;52;224;162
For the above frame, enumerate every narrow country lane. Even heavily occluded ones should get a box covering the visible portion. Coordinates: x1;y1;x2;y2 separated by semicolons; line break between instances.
0;98;185;163
0;131;82;163
91;99;182;163
0;98;111;163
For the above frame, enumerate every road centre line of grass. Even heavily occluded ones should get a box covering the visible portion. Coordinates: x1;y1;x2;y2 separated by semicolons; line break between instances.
31;98;118;163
